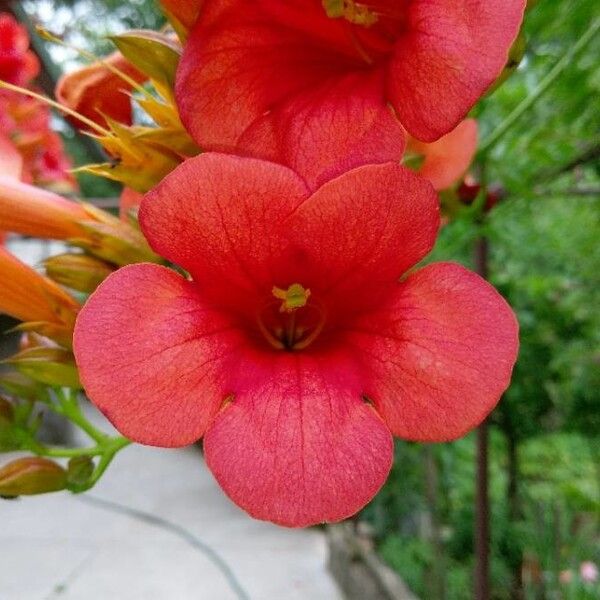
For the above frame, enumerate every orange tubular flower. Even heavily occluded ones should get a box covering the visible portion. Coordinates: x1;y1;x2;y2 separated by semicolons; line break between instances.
0;174;88;239
55;51;147;131
407;119;479;191
0;246;78;328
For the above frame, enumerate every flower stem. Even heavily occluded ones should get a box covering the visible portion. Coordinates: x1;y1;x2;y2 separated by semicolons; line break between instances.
478;18;600;156
26;441;104;458
49;388;109;444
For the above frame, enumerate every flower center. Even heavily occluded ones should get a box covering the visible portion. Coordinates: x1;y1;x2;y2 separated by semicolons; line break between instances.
322;0;378;27
257;283;326;351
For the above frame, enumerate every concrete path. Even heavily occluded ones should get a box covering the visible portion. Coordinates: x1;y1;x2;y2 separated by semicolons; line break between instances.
0;406;343;600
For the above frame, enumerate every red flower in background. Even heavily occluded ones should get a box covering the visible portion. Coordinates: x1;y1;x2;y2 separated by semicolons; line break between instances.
0;14;39;86
0;13;76;193
74;154;518;527
55;51;146;131
176;0;525;188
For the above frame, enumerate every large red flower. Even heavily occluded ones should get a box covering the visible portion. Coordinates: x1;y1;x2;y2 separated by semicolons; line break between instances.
74;154;518;527
175;0;525;188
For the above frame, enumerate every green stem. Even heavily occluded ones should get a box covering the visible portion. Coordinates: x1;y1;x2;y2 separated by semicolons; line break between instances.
73;437;131;493
478;18;600;156
27;440;104;458
49;388;109;444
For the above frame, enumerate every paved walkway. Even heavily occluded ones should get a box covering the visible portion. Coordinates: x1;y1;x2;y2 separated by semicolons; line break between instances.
0;406;343;600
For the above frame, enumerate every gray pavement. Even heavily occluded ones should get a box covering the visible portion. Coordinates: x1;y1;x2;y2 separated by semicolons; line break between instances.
0;405;343;600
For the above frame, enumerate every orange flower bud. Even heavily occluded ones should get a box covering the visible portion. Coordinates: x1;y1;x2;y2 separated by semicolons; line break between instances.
0;175;89;239
0;246;79;330
55;51;147;131
0;457;67;497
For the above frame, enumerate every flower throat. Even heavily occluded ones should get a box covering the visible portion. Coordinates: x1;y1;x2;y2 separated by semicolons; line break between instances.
257;284;325;351
322;0;378;27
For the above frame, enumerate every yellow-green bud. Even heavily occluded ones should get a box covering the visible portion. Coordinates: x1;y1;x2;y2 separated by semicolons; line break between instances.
45;253;114;293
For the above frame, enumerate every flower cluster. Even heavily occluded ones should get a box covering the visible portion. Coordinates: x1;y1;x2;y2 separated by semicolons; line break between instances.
0;14;75;193
0;0;525;525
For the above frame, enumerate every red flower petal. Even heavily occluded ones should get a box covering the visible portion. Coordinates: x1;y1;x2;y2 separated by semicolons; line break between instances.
346;263;519;441
288;162;439;313
160;0;203;30
176;4;404;188
140;154;310;310
73;263;244;447
237;71;406;190
204;349;393;527
408;119;478;191
390;0;526;141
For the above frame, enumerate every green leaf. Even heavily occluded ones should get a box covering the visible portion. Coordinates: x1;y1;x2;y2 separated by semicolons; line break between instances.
111;30;181;92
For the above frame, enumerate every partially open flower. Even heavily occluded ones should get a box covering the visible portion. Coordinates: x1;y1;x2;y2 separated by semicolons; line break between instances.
176;0;525;188
74;154;519;527
55;51;146;131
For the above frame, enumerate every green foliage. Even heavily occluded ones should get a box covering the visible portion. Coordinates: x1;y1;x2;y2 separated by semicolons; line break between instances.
370;4;599;588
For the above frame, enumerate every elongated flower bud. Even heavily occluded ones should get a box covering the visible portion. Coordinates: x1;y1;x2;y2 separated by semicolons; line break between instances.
0;457;67;497
0;247;79;329
3;346;81;388
0;175;88;239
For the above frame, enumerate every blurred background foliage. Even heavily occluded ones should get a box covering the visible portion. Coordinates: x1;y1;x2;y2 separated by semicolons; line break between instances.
16;0;600;598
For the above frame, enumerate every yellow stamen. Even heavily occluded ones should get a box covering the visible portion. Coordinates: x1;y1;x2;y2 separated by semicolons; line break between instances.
272;284;311;313
322;0;378;27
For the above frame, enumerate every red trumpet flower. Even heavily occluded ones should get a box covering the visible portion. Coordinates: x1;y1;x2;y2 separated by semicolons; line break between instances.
176;0;525;188
74;154;518;527
55;52;146;131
